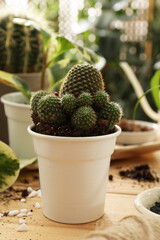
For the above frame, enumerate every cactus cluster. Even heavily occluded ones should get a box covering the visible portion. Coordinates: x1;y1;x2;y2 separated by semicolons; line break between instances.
30;64;122;136
0;15;44;73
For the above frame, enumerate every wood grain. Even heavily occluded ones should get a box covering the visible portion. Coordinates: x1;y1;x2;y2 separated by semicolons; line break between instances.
0;151;160;240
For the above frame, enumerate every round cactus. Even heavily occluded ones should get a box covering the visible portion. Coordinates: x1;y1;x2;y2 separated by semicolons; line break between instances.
59;63;104;97
98;102;123;130
77;92;92;107
61;94;76;114
0;15;45;73
30;90;49;113
38;94;61;123
93;91;110;109
72;106;96;131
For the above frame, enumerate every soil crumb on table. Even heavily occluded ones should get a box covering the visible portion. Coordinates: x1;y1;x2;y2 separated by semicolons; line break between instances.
119;164;159;182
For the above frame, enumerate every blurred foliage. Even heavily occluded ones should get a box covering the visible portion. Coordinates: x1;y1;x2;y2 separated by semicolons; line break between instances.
4;0;160;121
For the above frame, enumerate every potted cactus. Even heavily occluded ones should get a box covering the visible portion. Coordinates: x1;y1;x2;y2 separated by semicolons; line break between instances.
28;63;122;224
0;14;50;144
0;13;100;158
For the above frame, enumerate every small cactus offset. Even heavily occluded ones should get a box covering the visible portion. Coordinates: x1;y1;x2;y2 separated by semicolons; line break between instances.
30;90;49;113
72;106;96;131
0;15;44;73
61;94;76;114
38;95;61;123
98;102;123;130
77;92;92;107
30;64;122;136
94;90;110;109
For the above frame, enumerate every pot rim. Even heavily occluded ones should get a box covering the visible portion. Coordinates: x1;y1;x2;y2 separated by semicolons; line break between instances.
1;92;30;108
28;124;121;142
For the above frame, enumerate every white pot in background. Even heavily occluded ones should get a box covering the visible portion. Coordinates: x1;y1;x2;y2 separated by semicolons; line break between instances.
0;72;48;143
28;125;121;224
1;92;35;158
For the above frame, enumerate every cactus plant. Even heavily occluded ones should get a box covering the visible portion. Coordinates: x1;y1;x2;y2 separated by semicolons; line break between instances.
30;63;122;136
94;90;110;109
61;94;76;114
59;63;105;97
0;15;44;73
38;94;61;123
76;92;92;107
72;106;96;131
98;102;123;130
30;90;49;113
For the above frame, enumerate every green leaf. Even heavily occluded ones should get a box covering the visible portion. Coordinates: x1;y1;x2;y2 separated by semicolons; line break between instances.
0;153;20;192
40;28;52;52
54;36;74;59
133;85;160;120
20;157;37;170
53;36;100;63
150;70;160;109
0;71;31;101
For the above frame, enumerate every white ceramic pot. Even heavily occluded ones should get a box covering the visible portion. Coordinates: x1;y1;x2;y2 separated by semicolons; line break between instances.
28;125;121;224
1;92;35;158
0;72;48;143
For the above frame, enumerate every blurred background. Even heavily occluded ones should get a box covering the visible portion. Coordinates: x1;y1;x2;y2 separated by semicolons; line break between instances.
0;0;159;121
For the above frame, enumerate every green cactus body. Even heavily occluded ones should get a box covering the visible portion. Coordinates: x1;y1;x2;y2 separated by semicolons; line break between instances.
38;95;61;123
98;102;123;130
94;90;110;109
0;15;44;73
59;64;104;97
77;92;92;107
61;94;76;114
30;90;49;113
72;106;96;131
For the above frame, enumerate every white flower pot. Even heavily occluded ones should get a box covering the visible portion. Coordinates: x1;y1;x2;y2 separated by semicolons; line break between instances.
1;92;35;158
0;72;48;143
28;125;121;224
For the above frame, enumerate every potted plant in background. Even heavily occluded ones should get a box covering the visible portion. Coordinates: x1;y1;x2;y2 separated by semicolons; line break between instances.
0;14;50;144
28;63;122;224
0;17;102;159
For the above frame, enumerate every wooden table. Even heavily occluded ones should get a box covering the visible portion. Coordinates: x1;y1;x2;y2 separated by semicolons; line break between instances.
0;151;160;240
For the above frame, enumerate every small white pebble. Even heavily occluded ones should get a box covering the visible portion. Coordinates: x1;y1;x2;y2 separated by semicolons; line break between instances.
20;209;27;213
37;189;42;198
27;212;33;216
27;187;33;193
20;198;26;202
17;223;27;232
19;218;26;224
34;202;40;209
17;213;27;218
0;213;3;217
8;210;19;216
28;190;37;198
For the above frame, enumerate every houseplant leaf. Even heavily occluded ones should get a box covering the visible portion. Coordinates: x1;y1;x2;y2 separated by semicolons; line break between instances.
53;36;100;63
150;70;160;110
0;71;31;101
20;157;37;170
133;85;160;120
0;141;20;192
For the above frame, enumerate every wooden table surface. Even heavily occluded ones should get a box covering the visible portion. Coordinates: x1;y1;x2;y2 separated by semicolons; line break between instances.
0;150;160;240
